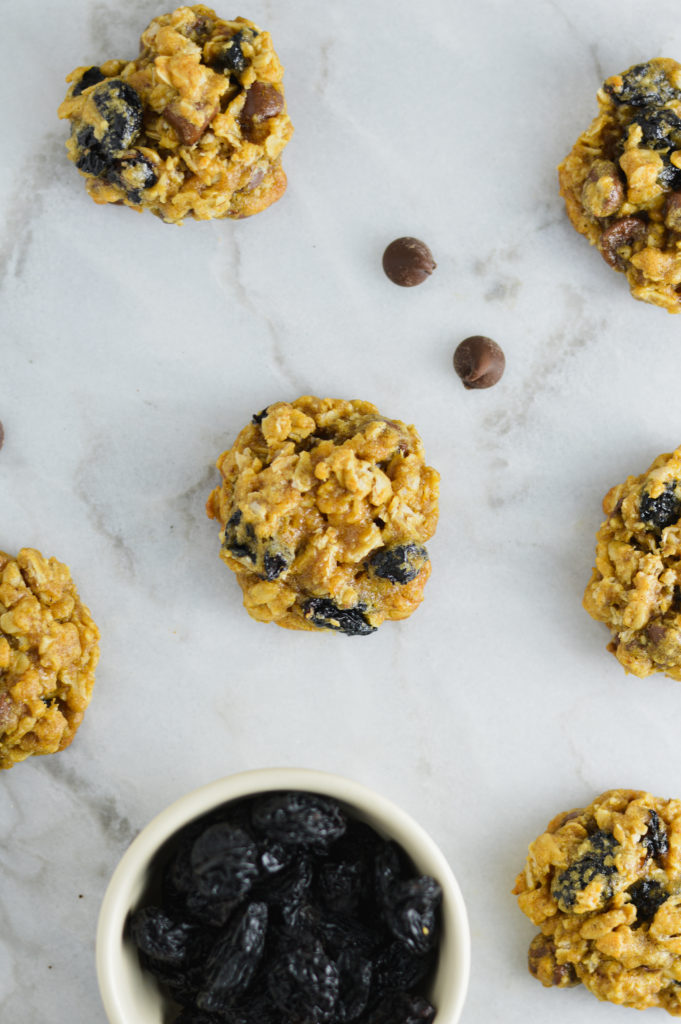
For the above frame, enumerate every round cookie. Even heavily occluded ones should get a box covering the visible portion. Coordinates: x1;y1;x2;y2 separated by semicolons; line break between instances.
584;446;681;679
0;548;100;770
57;5;293;223
513;789;681;1014
205;397;440;634
559;58;681;312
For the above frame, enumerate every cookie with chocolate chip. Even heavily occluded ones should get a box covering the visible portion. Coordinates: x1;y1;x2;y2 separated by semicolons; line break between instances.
584;445;681;678
513;789;681;1014
0;548;100;769
205;397;439;633
57;5;293;223
559;58;681;312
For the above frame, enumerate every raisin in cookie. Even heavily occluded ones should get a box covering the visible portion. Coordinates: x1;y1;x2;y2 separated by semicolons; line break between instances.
513;790;681;1014
205;397;440;634
583;446;681;678
559;59;681;312
57;5;292;223
0;548;100;769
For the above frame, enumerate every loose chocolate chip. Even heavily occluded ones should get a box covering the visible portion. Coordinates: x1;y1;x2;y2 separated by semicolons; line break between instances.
599;216;647;269
453;335;505;389
241;82;284;122
382;237;436;287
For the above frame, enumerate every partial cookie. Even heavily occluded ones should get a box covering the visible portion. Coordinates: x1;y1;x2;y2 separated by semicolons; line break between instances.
57;5;292;223
584;446;681;678
513;789;681;1015
0;548;100;769
206;397;440;634
559;59;681;312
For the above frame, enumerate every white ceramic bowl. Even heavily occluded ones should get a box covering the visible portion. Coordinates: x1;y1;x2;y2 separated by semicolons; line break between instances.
96;767;470;1024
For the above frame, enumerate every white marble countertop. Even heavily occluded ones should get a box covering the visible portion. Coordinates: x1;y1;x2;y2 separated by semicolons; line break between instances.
4;1;681;1021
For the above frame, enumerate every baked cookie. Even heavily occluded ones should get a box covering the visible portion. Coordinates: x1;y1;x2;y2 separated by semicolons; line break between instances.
205;397;440;634
57;5;292;223
0;548;100;769
583;446;681;679
559;58;681;312
513;789;681;1014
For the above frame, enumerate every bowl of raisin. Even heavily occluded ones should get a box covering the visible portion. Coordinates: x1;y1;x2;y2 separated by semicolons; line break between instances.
96;767;470;1024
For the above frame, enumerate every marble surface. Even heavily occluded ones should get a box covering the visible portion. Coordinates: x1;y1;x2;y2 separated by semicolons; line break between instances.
4;0;681;1020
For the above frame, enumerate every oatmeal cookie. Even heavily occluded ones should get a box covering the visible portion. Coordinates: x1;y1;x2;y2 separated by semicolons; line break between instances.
57;6;292;223
0;548;100;769
559;58;681;312
205;397;440;634
583;446;681;678
513;789;681;1014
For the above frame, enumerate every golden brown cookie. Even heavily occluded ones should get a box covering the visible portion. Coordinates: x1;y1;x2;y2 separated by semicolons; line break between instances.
558;59;681;312
513;790;681;1014
57;5;292;223
206;397;440;634
584;446;681;678
0;548;100;769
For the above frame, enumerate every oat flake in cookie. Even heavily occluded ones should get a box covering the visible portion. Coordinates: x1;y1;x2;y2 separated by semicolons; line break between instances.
57;5;293;223
583;446;681;679
206;397;440;634
559;58;681;312
513;789;681;1015
0;548;100;769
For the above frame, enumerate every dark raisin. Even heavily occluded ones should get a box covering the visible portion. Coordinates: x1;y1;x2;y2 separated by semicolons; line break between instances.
191;823;259;903
318;860;367;916
319;912;382;960
374;841;410;904
91;79;143;154
74;127;112;177
72;66;106;97
302;597;377;636
128;906;197;965
642;809;669;861
369;544;428;585
634;108;681;150
254;855;314;916
139;951;205;1006
267;941;340;1023
214;31;249;74
627;878;668;924
258;838;292;875
382;877;442;955
251;408;268;425
335;948;372;1022
551;829;619;911
605;62;680;107
263;551;288;580
223;510;257;562
175;1008;224;1024
107;151;158;203
370;941;436;1001
197;902;268;1013
364;992;436;1024
252;791;347;848
658;163;681;190
640;483;681;529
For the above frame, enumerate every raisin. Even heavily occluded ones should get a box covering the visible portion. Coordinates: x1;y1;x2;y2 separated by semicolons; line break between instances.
72;66;106;97
318;912;383;960
364;992;436;1024
551;830;619;911
258;838;292;875
263;551;288;580
370;942;436;1001
658;163;681;190
302;598;377;636
267;941;340;1022
374;841;410;904
642;809;669;861
107;151;158;203
318;860;367;916
175;1009;224;1024
197;902;268;1013
627;878;668;924
74;127;111;177
252;791;348;848
369;544;428;585
640;483;681;529
382;877;442;955
634;108;681;150
91;79;143;154
214;31;249;74
128;906;197;965
335;948;372;1022
605;62;680;107
139;951;205;1006
251;408;268;425
223;510;257;562
191;823;259;903
254;855;314;918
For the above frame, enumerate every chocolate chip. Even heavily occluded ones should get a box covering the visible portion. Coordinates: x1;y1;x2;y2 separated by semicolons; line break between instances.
382;237;436;287
598;216;647;269
241;82;284;122
665;192;681;232
453;336;505;389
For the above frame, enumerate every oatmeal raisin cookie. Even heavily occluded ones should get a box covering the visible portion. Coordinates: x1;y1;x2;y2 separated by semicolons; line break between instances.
0;548;100;769
205;397;440;634
584;446;681;678
57;6;292;223
559;58;681;312
513;789;681;1014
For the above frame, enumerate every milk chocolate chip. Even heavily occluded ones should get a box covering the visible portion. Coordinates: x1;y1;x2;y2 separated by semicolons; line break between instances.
382;237;436;287
453;336;505;389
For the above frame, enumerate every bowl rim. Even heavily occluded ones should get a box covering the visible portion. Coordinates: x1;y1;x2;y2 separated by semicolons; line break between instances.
96;766;471;1024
